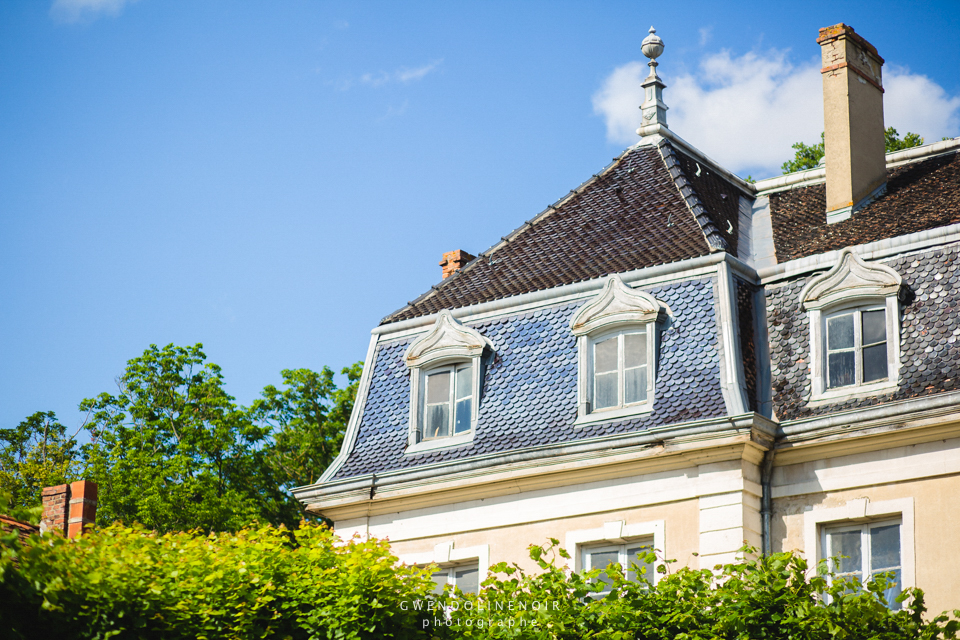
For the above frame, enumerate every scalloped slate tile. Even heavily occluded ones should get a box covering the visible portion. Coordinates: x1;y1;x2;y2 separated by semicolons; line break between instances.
767;244;960;421
333;278;726;480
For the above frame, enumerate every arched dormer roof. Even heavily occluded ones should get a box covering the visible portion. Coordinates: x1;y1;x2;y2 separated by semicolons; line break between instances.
799;248;902;310
569;274;664;337
404;310;493;369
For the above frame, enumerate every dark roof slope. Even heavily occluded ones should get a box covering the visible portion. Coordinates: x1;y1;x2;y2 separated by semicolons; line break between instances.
382;141;745;324
0;514;38;545
769;150;960;263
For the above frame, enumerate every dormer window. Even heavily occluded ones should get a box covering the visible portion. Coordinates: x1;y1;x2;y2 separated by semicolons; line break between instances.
423;364;473;439
570;274;665;425
825;306;888;389
404;310;493;453
593;329;649;410
801;249;902;403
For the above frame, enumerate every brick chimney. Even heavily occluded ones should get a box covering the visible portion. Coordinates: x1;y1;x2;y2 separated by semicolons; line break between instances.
41;480;97;538
439;250;475;279
818;23;886;223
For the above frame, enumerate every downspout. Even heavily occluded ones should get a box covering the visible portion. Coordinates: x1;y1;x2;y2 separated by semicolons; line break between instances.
760;448;776;556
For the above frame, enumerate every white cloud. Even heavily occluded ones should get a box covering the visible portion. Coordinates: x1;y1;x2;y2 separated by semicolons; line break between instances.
50;0;137;23
592;49;960;178
698;26;712;47
884;67;960;144
354;59;443;89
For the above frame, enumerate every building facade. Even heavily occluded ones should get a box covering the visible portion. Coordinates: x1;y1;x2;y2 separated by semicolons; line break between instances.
293;23;960;612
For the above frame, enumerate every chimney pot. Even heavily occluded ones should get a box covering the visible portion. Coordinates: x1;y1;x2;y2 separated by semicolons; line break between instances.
439;250;475;279
818;23;887;223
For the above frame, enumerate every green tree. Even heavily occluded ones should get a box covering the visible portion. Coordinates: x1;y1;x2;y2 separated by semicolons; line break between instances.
0;411;80;515
885;126;924;152
250;363;362;494
781;127;925;174
80;343;296;533
781;132;825;174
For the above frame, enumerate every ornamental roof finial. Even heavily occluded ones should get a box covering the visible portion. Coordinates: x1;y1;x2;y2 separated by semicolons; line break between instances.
638;26;669;133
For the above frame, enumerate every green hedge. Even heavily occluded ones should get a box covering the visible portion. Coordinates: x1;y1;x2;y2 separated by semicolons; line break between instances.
2;526;958;640
0;523;436;640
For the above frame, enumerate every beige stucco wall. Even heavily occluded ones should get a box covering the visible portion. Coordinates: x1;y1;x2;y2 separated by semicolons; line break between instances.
772;474;960;615
388;497;701;575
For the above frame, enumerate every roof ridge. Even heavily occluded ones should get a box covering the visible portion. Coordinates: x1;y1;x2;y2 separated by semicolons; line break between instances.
656;139;728;252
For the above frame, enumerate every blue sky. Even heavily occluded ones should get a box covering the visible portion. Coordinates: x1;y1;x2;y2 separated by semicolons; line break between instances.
2;0;959;437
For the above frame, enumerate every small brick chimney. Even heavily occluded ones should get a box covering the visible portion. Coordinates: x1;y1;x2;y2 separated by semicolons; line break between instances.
41;480;97;538
439;250;475;279
818;23;886;223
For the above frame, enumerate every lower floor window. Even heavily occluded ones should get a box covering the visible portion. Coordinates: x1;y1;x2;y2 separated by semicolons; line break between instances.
431;562;479;595
582;540;654;596
824;520;901;608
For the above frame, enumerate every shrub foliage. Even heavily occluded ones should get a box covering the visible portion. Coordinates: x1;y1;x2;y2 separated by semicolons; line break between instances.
2;527;959;640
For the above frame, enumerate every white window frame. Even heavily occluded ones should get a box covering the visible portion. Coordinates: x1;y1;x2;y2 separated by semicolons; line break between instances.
565;519;665;585
822;518;903;607
800;249;902;405
803;497;915;597
404;311;493;455
584;327;656;418
430;561;482;595
822;304;893;390
419;362;476;441
397;542;490;594
581;539;657;597
569;274;665;426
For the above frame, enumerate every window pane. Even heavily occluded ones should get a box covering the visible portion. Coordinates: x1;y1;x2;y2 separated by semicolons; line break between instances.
454;398;471;434
871;567;902;610
424;404;449;439
588;550;619;589
624;331;647;368
828;530;862;576
624;366;647;405
862;309;887;345
863;343;887;383
426;371;451;404
431;571;449;595
455;366;472;400
454;566;479;595
626;545;654;584
595;372;618;409
595;337;618;373
870;524;901;571
827;314;855;350
828;352;855;388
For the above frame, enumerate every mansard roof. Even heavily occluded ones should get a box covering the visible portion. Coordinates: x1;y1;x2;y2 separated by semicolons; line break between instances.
381;139;748;324
769;149;960;263
334;277;726;480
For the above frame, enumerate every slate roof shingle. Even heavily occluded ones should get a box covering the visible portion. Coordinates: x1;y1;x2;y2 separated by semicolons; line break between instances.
769;150;960;263
766;244;960;421
335;278;726;480
382;142;747;324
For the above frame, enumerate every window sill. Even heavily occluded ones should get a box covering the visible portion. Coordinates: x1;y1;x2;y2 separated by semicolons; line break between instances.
404;431;475;455
808;379;898;407
573;402;654;427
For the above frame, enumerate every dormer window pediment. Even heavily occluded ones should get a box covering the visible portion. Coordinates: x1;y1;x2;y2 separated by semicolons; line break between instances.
405;310;493;368
570;274;663;336
800;248;902;310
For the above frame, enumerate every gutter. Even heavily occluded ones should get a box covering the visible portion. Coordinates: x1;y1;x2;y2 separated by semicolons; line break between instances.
373;252;759;337
760;448;776;556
